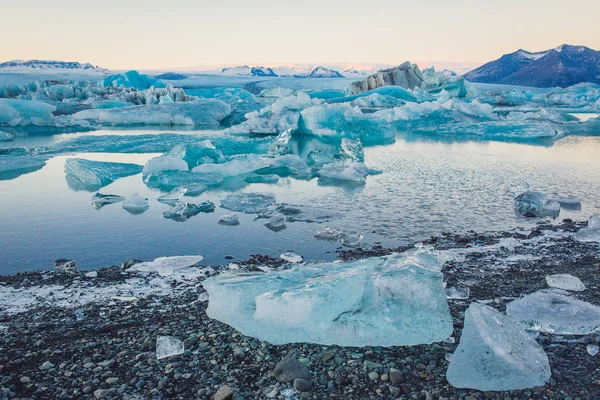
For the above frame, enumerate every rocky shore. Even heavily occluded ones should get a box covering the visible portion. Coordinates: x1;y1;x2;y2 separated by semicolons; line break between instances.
1;220;599;400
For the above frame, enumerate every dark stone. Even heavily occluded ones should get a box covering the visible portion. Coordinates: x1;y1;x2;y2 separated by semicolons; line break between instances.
274;354;311;383
293;378;312;392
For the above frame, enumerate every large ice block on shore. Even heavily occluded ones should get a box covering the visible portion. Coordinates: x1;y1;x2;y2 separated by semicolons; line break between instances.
204;249;453;346
506;290;600;335
72;100;231;127
446;303;550;391
65;158;143;191
575;215;600;242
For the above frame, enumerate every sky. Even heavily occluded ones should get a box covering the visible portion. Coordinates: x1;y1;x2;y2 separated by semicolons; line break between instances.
1;0;599;71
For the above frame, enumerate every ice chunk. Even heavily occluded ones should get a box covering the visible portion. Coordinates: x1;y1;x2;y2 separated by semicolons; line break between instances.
0;155;47;180
155;336;184;360
191;154;265;177
197;201;216;213
546;274;585;292
72;100;231;128
259;88;297;98
318;161;370;183
0;99;56;126
339;138;365;162
163;201;203;222
130;255;203;276
219;214;240;226
446;286;470;300
314;227;343;241
337;231;365;247
514;185;560;218
204;250;452;346
280;252;302;263
575;215;600;242
65;158;143;191
446;303;550;391
549;196;581;210
0;130;14;142
268;129;293;156
104;70;165;90
244;174;279;184
143;156;189;175
183;183;208;196
506;290;600;335
587;344;599;356
157;187;187;205
122;193;149;215
144;171;223;192
91;193;125;209
167;140;225;168
221;192;276;214
349;62;424;94
265;214;286;231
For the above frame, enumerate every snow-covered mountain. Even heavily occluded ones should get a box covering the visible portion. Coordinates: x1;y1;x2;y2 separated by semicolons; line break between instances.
0;59;107;73
294;66;344;78
219;64;344;78
464;45;600;87
221;65;278;77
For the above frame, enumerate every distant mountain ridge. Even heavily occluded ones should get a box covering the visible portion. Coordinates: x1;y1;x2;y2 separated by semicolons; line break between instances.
0;59;107;73
220;64;345;78
464;45;600;87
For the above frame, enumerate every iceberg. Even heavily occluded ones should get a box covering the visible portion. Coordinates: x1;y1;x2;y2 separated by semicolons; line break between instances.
314;227;363;246
548;196;581;210
0;98;56;126
446;303;550;391
91;193;125;209
72;100;231;127
314;227;343;241
104;70;165;90
144;171;223;192
318;161;371;183
506;290;600;335
122;193;149;215
142;156;189;175
546;274;586;292
0;130;14;141
129;255;203;276
575;215;600;242
220;192;276;214
218;213;240;226
155;336;184;360
64;158;143;191
514;185;560;218
167;140;225;168
349;62;424;94
163;201;203;222
204;250;453;346
0;155;47;180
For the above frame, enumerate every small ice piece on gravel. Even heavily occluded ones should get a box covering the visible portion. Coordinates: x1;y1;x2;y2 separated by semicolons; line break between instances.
446;286;470;299
130;255;203;276
219;214;240;226
546;274;586;292
122;193;149;214
156;336;184;360
446;303;550;391
265;214;286;231
506;290;600;335
587;344;599;356
92;193;125;209
55;259;77;273
280;252;303;263
221;192;276;214
314;227;342;241
338;231;365;247
157;187;187;205
575;214;600;243
514;184;560;218
85;271;98;278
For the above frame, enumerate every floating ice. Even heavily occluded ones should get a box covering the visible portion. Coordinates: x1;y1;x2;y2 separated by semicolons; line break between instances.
506;290;600;335
265;214;286;231
446;286;470;300
144;171;223;192
546;274;586;292
129;255;204;277
258;204;344;224
104;70;165;90
337;231;365;247
163;201;203;222
142;156;189;175
446;303;550;391
244;174;279;184
514;185;560;218
280;252;302;263
314;227;343;241
218;214;240;226
220;192;276;214
587;344;599;356
204;250;452;346
91;193;125;209
167;140;225;168
157;187;187;205
122;193;149;215
318;161;370;183
0;98;56;126
155;336;184;360
575;215;600;242
268;129;293;156
0;155;47;180
0;130;14;141
65;158;143;191
549;196;581;210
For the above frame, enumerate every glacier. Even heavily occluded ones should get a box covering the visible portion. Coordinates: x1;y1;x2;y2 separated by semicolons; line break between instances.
203;249;453;346
64;158;143;191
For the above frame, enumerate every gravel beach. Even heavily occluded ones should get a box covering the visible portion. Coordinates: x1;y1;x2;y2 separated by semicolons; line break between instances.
1;220;599;400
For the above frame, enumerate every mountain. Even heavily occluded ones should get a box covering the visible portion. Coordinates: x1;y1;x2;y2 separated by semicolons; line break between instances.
294;66;344;78
221;65;278;77
0;59;107;73
464;45;600;87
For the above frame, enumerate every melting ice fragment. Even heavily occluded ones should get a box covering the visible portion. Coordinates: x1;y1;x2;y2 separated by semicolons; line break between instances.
338;231;365;247
142;156;188;175
587;344;599;356
65;158;142;191
546;274;585;292
446;286;470;300
575;215;600;242
157;187;187;206
91;193;125;209
315;227;343;241
514;185;560;218
264;214;286;231
204;249;453;346
318;161;370;183
122;193;149;215
280;252;302;263
506;290;600;335
446;303;550;391
155;336;184;360
129;255;203;276
549;196;581;210
218;214;240;226
163;201;202;222
220;192;276;214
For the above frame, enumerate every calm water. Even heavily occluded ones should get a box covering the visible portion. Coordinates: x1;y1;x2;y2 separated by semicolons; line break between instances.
1;131;599;274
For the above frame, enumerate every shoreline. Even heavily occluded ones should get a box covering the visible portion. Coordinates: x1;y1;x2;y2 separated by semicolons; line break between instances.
1;219;599;399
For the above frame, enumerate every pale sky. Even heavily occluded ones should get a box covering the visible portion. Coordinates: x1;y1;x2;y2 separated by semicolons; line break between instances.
1;0;598;70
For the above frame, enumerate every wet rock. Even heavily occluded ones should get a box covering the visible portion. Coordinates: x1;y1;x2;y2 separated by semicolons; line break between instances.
274;354;311;383
294;378;312;392
214;385;234;400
